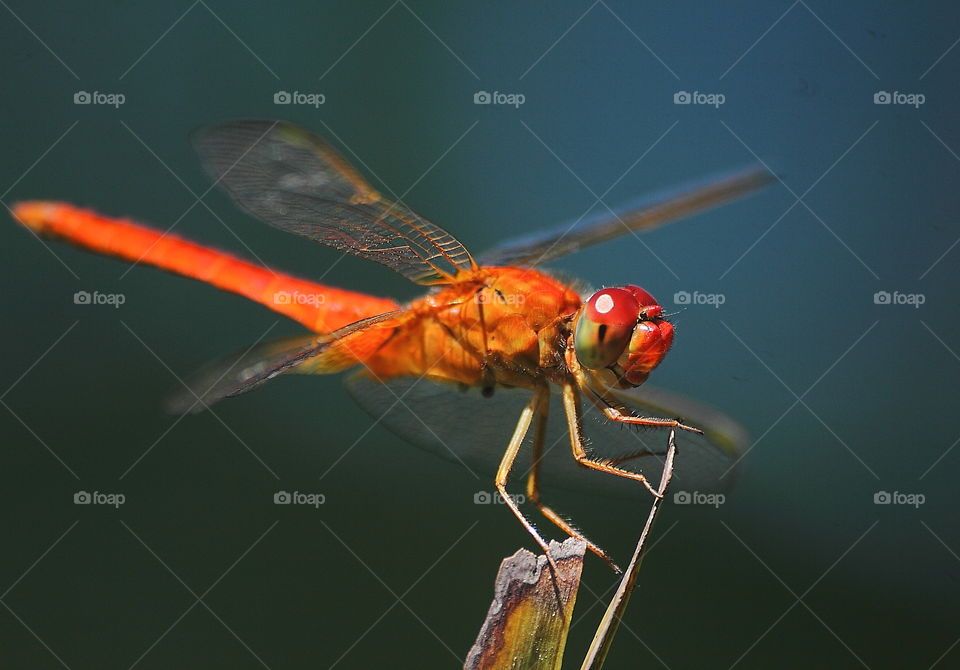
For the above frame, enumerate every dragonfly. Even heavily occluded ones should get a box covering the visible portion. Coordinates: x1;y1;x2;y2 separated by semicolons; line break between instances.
12;120;768;572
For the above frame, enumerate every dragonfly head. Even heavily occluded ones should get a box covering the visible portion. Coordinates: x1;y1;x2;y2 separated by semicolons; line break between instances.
573;285;674;388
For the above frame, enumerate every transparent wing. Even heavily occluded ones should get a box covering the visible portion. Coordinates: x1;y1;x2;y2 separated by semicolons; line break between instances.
479;167;772;267
345;375;747;499
193;120;477;284
166;311;406;414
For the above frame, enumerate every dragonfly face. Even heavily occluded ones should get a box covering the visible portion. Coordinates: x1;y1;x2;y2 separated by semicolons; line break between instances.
573;285;674;389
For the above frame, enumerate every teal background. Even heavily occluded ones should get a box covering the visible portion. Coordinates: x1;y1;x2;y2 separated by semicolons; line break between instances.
2;2;959;668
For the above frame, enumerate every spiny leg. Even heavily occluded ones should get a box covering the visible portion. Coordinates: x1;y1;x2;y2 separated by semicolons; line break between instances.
495;386;559;574
562;383;663;498
594;399;702;435
525;395;622;573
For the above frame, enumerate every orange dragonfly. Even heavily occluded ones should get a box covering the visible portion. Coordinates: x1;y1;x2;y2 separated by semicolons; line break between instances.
12;120;767;571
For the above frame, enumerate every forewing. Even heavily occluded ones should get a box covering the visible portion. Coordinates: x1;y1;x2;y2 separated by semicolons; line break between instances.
480;166;772;267
193;120;476;284
166;311;405;414
345;375;747;499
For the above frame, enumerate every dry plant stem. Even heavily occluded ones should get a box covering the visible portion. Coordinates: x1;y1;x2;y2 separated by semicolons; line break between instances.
465;538;587;670
580;428;677;670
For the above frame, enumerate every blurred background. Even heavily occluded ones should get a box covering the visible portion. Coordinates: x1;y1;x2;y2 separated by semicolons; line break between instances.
2;1;958;668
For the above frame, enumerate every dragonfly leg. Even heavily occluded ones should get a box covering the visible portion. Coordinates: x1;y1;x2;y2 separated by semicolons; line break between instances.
525;397;622;573
496;386;559;574
597;402;702;435
562;383;663;498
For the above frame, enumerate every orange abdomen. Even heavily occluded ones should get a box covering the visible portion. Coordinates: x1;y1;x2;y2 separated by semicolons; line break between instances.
12;201;399;332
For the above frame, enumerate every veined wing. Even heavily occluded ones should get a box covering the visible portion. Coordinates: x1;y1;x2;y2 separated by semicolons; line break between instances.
166;311;407;414
193;120;477;285
479;167;772;267
345;375;747;499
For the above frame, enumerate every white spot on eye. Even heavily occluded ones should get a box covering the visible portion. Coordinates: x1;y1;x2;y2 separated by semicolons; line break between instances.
594;293;615;314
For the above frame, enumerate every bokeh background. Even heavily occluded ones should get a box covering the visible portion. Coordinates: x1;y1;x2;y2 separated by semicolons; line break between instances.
2;2;959;668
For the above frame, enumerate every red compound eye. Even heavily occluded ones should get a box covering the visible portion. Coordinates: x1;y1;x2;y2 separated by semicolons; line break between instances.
622;284;663;318
584;288;641;327
622;285;657;307
575;288;641;369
